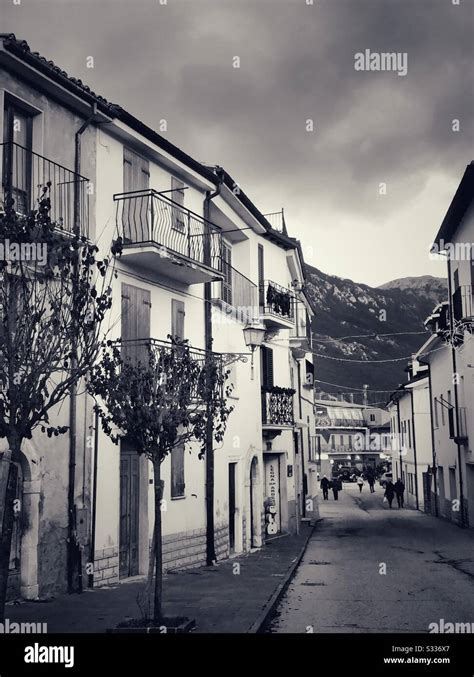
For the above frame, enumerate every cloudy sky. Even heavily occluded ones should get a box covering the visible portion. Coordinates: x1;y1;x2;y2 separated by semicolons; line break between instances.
3;0;473;286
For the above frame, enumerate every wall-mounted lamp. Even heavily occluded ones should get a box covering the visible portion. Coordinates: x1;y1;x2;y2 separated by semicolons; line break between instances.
243;322;266;380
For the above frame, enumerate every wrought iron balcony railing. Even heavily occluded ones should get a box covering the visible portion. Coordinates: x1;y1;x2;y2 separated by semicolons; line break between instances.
261;386;295;427
114;189;222;275
118;338;224;401
452;285;474;322
212;262;258;322
1;141;89;237
259;279;295;322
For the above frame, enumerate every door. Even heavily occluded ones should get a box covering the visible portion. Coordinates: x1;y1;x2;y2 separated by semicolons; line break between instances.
228;463;237;552
121;283;151;365
119;448;140;578
6;462;22;601
258;244;265;306
3;101;33;214
221;242;233;305
265;455;281;535
123;148;150;242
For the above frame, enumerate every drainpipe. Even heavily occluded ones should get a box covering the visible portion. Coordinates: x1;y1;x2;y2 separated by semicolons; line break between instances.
418;359;438;517
203;167;224;565
409;389;420;511
446;256;466;527
88;409;100;588
68;104;97;593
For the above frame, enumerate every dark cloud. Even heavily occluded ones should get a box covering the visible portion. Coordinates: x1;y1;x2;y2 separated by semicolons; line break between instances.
3;0;473;284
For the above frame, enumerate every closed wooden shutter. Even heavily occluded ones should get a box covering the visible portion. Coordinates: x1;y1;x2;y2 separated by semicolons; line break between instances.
171;299;185;340
222;242;232;305
121;283;151;364
258;244;264;306
171;176;185;231
171;443;185;498
123;148;150;242
261;346;274;389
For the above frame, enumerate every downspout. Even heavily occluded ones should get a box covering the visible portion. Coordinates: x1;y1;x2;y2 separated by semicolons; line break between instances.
68;103;97;593
418;358;438;517
88;409;100;588
203;167;224;565
446;256;466;527
410;389;420;511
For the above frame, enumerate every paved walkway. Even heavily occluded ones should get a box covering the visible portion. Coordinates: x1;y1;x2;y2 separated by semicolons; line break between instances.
7;527;312;633
269;482;474;633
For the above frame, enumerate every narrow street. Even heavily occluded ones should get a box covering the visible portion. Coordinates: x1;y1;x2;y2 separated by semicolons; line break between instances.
269;483;474;633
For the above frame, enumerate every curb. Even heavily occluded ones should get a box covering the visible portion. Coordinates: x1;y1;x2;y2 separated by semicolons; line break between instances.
247;522;317;633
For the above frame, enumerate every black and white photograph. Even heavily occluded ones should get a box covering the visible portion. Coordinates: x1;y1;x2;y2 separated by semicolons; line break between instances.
0;0;473;673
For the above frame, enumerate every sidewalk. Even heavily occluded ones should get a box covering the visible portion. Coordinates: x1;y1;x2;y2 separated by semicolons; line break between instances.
6;526;313;633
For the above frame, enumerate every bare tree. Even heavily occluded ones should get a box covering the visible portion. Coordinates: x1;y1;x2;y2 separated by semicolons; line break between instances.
0;189;119;619
89;337;233;623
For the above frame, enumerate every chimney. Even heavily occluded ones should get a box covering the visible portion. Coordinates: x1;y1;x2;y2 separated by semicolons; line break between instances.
363;384;369;406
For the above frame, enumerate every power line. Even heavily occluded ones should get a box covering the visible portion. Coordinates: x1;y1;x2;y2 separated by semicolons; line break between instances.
314;379;398;393
313;344;447;363
313;330;429;342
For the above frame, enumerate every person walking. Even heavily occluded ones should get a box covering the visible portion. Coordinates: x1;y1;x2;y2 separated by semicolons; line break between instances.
332;476;342;501
384;480;395;508
394;478;405;508
356;475;364;493
320;475;330;501
367;475;375;493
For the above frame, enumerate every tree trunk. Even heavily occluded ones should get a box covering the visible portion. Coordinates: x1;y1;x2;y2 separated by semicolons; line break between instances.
0;448;19;622
152;459;164;623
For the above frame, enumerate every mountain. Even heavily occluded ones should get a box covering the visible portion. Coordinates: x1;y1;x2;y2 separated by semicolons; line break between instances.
304;266;448;405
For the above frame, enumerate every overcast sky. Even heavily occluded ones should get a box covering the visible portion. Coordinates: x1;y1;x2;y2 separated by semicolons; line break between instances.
3;0;473;286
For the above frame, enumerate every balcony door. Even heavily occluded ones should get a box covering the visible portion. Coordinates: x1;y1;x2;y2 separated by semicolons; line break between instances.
123;148;150;243
121;282;151;365
3;101;33;214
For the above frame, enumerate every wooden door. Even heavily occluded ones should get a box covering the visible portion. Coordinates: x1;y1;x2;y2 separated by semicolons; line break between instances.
123;148;150;242
228;463;237;552
119;449;140;578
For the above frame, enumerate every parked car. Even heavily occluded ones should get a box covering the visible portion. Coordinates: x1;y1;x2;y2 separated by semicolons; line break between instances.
379;472;393;487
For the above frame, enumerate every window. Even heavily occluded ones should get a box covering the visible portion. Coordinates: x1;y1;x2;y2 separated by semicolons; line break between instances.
408;420;411;448
340;435;344;447
258;244;265;306
370;413;375;422
171;299;185;340
171;443;185;498
441;397;445;426
171;176;185;231
434;398;439;428
3;99;34;214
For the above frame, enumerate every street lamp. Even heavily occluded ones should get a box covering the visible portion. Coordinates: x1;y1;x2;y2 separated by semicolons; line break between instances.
243;322;266;379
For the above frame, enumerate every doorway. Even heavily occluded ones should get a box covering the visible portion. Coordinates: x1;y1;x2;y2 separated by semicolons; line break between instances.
228;463;237;553
119;447;140;578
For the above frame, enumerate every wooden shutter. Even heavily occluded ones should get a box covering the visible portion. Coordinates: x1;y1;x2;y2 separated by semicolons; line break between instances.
123;148;150;242
222;242;232;305
171;177;185;231
261;346;274;389
121;283;151;364
258;244;265;306
171;444;185;498
171;299;185;340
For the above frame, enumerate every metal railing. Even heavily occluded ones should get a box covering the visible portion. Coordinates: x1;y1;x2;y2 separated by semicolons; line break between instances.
452;286;473;322
259;279;295;321
114;189;222;274
1;141;89;237
261;386;295;426
212;262;258;322
118;338;224;400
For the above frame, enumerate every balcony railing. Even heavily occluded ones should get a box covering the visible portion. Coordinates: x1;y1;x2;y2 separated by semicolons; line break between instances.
114;189;222;275
259;280;295;322
119;338;224;400
452;286;474;322
212;263;258;322
261;386;295;427
1;141;89;237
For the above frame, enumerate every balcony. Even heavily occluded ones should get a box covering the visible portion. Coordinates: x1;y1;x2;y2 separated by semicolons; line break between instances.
452;286;474;324
119;338;224;401
261;386;295;435
212;262;258;323
1;141;89;237
114;189;223;284
259;280;295;330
